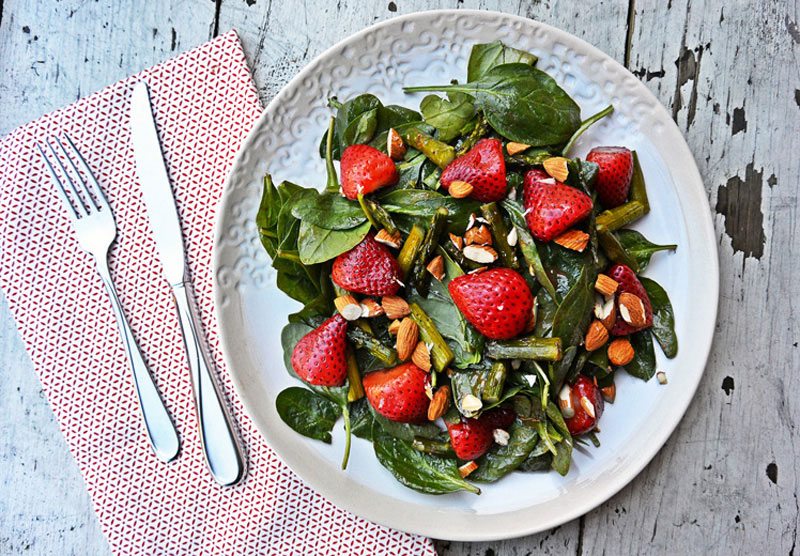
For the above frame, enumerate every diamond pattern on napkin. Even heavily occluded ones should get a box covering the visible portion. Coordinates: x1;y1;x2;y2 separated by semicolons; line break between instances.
0;30;434;556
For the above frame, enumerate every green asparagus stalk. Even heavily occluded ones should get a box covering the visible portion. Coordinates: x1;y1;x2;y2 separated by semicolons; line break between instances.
346;326;397;365
411;437;455;456
400;127;455;169
346;349;364;402
485;336;562;361
397;224;425;278
483;361;508;403
409;302;454;373
628;151;650;213
441;242;482;271
456;113;489;156
595;200;646;233
324;116;338;192
410;207;449;294
356;193;379;229
515;223;558;302
481;202;519;269
505;149;553;167
363;197;398;235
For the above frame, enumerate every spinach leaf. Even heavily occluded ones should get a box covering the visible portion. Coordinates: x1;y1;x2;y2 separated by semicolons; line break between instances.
624;330;657;380
552;265;596;348
519;451;552;472
467;41;538;81
297;220;371;265
450;367;490;415
371;408;444;442
349;398;375;440
377;104;422;130
615;229;677;272
406;63;581;146
275;387;341;443
379;189;480;231
420;92;476;142
291;190;367;230
640;278;678;358
372;427;480;494
502;199;557;301
470;421;539;482
395;150;428;189
551;438;573;476
333;94;382;158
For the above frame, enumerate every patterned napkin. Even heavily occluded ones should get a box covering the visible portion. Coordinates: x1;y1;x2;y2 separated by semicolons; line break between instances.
0;31;434;556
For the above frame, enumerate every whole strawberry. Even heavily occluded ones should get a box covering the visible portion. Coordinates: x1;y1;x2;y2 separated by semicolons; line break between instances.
332;233;401;296
363;362;431;423
440;138;507;202
291;314;349;387
448;268;533;340
608;263;653;336
340;144;398;200
563;375;604;436
586;146;634;208
447;407;516;460
523;169;592;242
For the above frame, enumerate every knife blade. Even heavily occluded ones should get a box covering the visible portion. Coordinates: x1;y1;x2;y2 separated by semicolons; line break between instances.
130;81;245;486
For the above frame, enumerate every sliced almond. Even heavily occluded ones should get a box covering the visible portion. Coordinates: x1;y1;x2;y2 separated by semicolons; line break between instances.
458;460;479;478
558;385;575;419
374;228;402;249
411;341;432;372
465;224;492;246
580;396;596;419
543;156;570;182
553;229;590;252
506;227;518;247
449;232;464;250
396;317;419;361
595;273;619;298
493;428;510;446
382;295;410;319
460;393;483;415
426;255;445;281
608;338;635;366
360;298;385;318
601;383;616;403
506;141;530;156
618;292;647;327
427;385;451;421
387;128;406;160
463;244;498;264
449;180;474;199
594;295;617;330
334;294;362;321
387;319;402;335
657;371;668;385
584;320;610;351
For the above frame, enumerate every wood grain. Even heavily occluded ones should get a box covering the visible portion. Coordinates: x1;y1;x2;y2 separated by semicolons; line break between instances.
1;0;798;554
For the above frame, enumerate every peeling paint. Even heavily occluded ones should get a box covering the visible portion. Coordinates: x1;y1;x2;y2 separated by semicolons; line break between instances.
731;106;747;135
672;44;704;127
767;462;778;484
722;376;735;395
787;16;800;44
715;162;770;259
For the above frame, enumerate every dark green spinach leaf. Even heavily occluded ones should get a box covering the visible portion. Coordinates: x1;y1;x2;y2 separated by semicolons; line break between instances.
470;421;539;482
467;41;538;81
297;220;371;265
640;277;678;358
275;387;341;443
349;398;376;440
624;330;657;380
420;92;476;142
291;190;367;230
552;265;596;348
615;229;677;272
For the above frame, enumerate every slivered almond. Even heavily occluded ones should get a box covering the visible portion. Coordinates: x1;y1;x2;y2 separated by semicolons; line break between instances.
465;224;492;246
374;228;402;249
618;292;647;327
427;385;450;421
584;320;610;351
411;341;432;372
334;294;362;321
558;385;575;419
461;393;483;415
426;255;445;281
396;318;419;361
387;128;406;160
594;295;616;330
449;180;474;199
553;229;590;252
463;244;498;264
459;460;479;478
382;295;410;319
595;273;619;298
360;298;384;318
608;338;635;366
543;156;570;182
506;141;530;156
388;319;401;335
580;396;596;419
449;233;464;250
506;227;518;247
601;383;616;403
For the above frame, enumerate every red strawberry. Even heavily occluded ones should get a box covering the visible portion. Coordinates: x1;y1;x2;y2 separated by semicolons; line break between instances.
564;375;604;436
523;169;593;242
332;233;401;296
447;408;516;460
440;138;507;202
340;144;398;200
586;146;634;208
448;268;533;340
608;263;654;336
291;315;349;387
363;362;431;423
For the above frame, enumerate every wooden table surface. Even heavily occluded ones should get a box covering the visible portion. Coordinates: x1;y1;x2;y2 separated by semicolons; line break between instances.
1;1;798;554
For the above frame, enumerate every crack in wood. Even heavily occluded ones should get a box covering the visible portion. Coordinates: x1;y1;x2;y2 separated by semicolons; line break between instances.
212;0;222;37
624;0;636;67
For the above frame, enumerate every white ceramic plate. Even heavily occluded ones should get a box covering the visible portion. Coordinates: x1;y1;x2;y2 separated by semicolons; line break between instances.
213;10;718;541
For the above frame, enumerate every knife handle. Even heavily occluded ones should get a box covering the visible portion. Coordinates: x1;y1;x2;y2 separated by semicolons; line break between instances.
171;283;245;486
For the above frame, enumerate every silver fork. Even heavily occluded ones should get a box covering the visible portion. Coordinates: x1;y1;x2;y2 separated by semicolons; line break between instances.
37;134;180;462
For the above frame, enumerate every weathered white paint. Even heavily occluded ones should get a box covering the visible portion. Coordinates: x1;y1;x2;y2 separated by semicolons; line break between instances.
1;0;797;554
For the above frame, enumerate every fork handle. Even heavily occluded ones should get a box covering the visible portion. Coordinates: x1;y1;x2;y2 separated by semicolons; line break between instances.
95;261;180;462
171;282;244;486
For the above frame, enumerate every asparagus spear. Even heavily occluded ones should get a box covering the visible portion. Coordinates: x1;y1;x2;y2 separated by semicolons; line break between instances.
481;202;519;269
595;201;646;233
400;127;455;169
456;113;489;156
411;437;455;456
346;326;397;365
483;361;508;404
409;302;454;373
346;349;364;402
410;207;449;294
485;336;562;361
397;224;425;278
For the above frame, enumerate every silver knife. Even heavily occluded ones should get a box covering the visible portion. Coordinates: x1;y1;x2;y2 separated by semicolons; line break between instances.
130;81;245;486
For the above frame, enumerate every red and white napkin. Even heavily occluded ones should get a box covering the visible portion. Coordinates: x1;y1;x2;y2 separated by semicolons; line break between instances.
0;31;435;556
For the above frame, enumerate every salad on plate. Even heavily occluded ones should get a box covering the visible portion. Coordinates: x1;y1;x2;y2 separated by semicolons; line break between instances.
256;40;678;495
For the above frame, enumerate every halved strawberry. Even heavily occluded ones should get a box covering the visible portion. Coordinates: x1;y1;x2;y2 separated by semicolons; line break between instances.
564;375;604;436
523;169;593;242
586;146;633;208
363;362;431;423
332;233;401;296
440;138;506;202
607;263;653;336
448;268;533;340
291;315;349;387
446;408;517;460
340;144;398;200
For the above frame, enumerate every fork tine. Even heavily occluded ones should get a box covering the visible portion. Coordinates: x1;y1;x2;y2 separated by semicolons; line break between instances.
61;133;110;211
44;139;89;217
37;143;80;220
53;136;99;213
